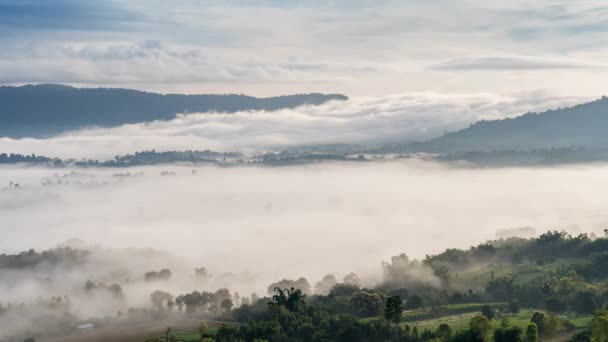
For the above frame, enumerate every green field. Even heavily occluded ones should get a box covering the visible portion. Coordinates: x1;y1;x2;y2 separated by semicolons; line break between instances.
407;309;593;334
143;326;221;342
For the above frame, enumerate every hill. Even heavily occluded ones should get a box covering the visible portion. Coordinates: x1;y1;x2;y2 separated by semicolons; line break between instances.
0;84;347;137
415;96;608;153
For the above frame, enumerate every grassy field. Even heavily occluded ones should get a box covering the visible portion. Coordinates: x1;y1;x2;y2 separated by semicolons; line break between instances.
449;256;598;291
407;309;593;334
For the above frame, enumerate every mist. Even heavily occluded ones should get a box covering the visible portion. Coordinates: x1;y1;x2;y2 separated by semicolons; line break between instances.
3;160;608;285
2;159;608;339
0;92;587;159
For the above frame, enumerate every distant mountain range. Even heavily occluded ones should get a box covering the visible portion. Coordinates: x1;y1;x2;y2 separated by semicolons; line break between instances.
0;84;348;137
412;96;608;153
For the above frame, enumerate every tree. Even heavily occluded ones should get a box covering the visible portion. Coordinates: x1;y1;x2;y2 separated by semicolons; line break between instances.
384;295;403;325
508;300;521;315
165;327;172;342
251;292;259;305
530;312;545;334
404;295;423;310
267;277;311;296
485;276;515;301
269;287;307;312
221;298;233;312
343;272;362;287
572;291;596;314
348;291;384;317
591;311;608;342
145;269;172;282
232;292;241;308
481;305;495;320
198;321;209;338
545;297;566;313
469;314;495;342
525;323;538;342
494;325;523;342
329;283;360;297
150;290;174;310
437;323;452;339
182;291;203;314
314;274;337;295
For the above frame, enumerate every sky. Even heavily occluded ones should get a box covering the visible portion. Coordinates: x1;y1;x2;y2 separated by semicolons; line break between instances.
1;0;608;97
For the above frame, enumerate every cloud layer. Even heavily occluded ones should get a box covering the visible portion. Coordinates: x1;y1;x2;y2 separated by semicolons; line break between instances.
0;92;588;159
2;161;608;293
1;1;608;96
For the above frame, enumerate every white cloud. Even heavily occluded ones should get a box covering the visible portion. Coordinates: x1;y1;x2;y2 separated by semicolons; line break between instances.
431;56;601;70
0;91;588;159
2;161;608;295
2;1;608;95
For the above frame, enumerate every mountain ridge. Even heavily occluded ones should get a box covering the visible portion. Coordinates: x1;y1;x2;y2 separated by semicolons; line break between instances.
0;84;348;137
412;96;608;153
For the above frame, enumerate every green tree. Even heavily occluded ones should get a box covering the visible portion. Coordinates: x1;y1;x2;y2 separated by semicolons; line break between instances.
348;291;384;317
268;287;307;312
199;321;209;338
525;323;538;342
384;295;403;325
437;323;452;339
221;298;234;312
343;272;362;287
481;305;495;320
545;297;566;313
470;314;495;342
508;300;521;315
494;325;523;342
530;312;545;335
404;295;423;310
592;311;608;342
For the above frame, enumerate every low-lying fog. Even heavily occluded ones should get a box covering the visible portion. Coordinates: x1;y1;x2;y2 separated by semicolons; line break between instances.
0;92;586;159
2;159;608;339
2;160;607;289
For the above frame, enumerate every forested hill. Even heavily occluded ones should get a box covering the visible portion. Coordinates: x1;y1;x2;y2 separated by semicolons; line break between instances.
0;84;348;137
416;96;608;153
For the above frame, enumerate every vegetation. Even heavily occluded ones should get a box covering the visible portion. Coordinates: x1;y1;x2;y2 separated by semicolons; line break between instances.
0;84;347;137
4;231;608;341
137;230;608;341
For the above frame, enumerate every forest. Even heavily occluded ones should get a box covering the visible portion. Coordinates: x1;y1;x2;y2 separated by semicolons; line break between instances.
3;231;608;341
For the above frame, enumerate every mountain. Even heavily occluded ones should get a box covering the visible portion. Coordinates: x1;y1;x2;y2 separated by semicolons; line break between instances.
0;84;348;137
416;96;608;153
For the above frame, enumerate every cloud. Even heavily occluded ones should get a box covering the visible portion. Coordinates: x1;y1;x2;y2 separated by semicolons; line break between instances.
0;91;588;159
1;161;608;298
2;1;608;95
0;41;363;85
431;56;598;71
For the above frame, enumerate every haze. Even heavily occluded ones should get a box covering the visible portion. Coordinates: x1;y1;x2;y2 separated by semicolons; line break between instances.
3;161;607;291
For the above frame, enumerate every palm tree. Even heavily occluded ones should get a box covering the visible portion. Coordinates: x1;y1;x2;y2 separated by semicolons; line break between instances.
269;287;307;312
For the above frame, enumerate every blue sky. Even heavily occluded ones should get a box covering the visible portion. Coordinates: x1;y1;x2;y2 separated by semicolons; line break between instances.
0;0;607;96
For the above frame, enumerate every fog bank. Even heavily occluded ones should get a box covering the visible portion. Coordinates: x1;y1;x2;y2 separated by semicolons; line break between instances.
2;160;607;289
0;92;587;159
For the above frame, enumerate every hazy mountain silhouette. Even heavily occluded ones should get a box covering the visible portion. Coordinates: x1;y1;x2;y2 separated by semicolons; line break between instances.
415;96;608;153
0;84;348;137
